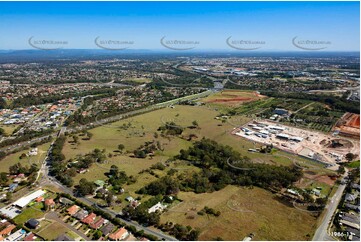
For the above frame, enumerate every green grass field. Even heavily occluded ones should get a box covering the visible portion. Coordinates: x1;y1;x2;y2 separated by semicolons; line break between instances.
14;204;45;225
0;124;20;136
0;142;52;173
37;221;69;240
161;185;317;241
57;104;338;240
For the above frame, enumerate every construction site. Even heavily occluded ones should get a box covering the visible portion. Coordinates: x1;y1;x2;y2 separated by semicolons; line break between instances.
232;120;360;167
333;112;360;138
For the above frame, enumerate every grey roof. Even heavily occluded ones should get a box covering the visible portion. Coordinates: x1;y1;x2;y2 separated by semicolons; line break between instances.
59;197;74;205
54;234;73;241
100;222;115;236
26;218;39;228
73;209;88;220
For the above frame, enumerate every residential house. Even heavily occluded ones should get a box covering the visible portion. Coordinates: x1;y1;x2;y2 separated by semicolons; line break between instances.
0;224;16;237
4;229;26;241
73;209;88;220
59;197;73;206
90;218;105;230
67;205;79;215
109;228;129;241
100;223;115;236
26;219;39;229
35;197;44;203
148;202;167;214
55;234;73;241
23;233;36;241
44;199;55;210
81;213;96;225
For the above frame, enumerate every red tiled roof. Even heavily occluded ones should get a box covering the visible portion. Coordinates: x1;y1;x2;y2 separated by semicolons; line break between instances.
35;196;44;202
67;205;79;215
109;228;128;240
0;224;16;236
90;217;105;229
23;233;35;241
44;198;55;206
81;212;96;225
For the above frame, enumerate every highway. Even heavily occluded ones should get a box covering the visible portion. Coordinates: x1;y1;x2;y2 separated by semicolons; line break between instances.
0;89;215;240
312;171;348;241
0;90;213;154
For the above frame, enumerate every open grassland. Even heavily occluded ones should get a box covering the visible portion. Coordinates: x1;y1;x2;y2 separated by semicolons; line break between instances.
63;105;334;192
0;124;19;136
0;142;52;173
161;185;317;241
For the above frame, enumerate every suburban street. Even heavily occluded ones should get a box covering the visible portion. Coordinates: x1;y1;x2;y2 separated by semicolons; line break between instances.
312;171;348;241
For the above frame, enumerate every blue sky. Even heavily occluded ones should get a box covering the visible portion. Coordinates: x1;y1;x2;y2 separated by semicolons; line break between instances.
0;1;359;51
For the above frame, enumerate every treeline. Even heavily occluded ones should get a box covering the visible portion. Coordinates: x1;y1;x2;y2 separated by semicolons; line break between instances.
0;136;52;162
262;91;360;113
9;87;118;108
48;136;73;186
0;129;53;148
138;138;303;195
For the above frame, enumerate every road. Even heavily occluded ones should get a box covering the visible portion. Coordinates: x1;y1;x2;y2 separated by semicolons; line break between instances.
312;171;348;241
45;211;91;240
0;90;212;154
39;172;177;241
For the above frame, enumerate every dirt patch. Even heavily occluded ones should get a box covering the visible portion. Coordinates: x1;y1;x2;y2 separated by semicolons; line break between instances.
333;113;360;138
321;138;353;150
208;97;253;103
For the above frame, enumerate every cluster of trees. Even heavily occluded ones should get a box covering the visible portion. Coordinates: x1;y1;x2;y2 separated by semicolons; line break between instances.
158;122;184;136
77;178;96;196
48;136;74;186
158;222;200;241
133;140;161;158
8;162;39;185
108;165;136;193
0;172;8;186
139;138;303;195
197;206;221;217
10;87;117;109
0;129;53;148
262;91;359;113
0;127;5;136
122;195;163;226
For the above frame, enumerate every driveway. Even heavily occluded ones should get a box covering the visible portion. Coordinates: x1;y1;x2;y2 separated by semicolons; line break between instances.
45;211;91;240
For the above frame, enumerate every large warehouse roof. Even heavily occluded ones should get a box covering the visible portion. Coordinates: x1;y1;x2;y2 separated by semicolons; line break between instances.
13;190;46;208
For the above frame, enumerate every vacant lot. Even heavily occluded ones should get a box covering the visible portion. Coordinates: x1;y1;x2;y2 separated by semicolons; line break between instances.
0;142;51;173
63;105;333;190
202;90;264;107
37;221;69;240
161;185;317;241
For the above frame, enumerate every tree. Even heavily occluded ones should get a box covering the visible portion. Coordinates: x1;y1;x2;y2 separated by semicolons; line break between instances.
118;144;125;153
78;178;95;196
93;230;102;240
0;127;5;136
192;120;199;127
0;172;8;185
109;165;119;177
346;153;356;162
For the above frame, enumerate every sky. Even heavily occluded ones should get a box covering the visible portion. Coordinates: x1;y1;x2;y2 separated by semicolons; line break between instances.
0;1;359;51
